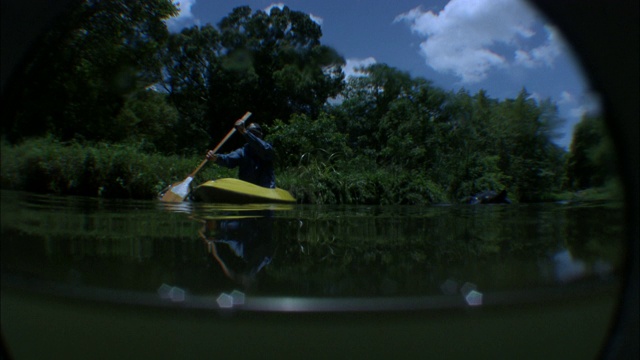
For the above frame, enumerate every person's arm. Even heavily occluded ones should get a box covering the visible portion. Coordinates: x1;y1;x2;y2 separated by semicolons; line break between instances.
206;148;244;168
233;118;273;160
243;131;274;161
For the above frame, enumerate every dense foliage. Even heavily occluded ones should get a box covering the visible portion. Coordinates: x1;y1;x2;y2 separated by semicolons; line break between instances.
159;5;345;152
0;1;618;203
0;136;234;199
2;0;178;144
564;114;617;190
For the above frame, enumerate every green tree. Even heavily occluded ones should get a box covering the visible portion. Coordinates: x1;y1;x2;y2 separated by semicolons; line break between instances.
494;89;565;201
267;112;351;168
160;24;222;152
3;0;178;143
114;90;179;153
333;64;439;159
206;6;345;149
565;114;617;189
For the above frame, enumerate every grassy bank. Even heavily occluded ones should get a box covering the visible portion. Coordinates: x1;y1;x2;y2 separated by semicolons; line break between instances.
0;138;446;204
0;137;449;204
0;137;621;204
0;137;232;200
546;179;624;203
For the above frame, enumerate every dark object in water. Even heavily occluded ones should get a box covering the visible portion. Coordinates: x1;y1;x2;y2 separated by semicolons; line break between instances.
466;190;511;205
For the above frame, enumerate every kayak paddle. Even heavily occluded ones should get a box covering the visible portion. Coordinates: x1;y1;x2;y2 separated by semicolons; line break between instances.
160;111;252;202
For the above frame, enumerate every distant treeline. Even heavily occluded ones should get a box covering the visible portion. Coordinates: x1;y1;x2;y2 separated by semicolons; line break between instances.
0;1;618;203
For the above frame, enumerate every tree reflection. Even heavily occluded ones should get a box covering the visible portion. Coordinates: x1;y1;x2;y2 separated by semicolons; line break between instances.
0;190;624;299
196;211;275;291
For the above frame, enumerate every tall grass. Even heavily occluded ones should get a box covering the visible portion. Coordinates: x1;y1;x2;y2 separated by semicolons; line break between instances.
0;137;233;199
1;137;450;203
276;153;449;205
2;137;618;204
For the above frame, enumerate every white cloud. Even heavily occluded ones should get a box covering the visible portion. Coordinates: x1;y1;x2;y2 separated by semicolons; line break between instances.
558;90;574;105
553;90;603;148
569;105;589;119
265;3;286;13
166;0;199;32
528;92;542;103
265;3;323;25
395;0;562;83
563;91;601;119
309;14;324;26
569;100;600;119
515;25;563;68
343;57;377;78
514;49;536;68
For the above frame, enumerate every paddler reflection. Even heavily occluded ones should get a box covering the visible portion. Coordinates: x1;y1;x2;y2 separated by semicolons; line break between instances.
197;210;275;290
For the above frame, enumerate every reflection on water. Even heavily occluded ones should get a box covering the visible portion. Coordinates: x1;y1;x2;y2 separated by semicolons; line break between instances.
0;190;624;311
198;210;275;295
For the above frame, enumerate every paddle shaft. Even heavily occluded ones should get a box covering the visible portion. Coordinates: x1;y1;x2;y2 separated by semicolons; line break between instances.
188;111;252;178
160;112;252;202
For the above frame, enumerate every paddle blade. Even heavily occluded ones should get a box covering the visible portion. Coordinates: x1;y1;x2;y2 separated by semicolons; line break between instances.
160;177;193;202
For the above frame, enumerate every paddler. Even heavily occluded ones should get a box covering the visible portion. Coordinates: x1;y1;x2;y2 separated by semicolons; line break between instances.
205;119;276;189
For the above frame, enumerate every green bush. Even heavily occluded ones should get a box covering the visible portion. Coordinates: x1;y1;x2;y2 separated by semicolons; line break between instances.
2;137;189;198
266;112;352;169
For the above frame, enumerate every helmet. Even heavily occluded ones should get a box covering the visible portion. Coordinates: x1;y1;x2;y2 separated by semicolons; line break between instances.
247;123;263;138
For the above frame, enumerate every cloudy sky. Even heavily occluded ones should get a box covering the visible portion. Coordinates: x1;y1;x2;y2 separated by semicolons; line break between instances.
166;0;601;149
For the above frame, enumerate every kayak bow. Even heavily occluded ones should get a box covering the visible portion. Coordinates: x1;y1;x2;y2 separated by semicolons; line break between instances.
190;178;295;204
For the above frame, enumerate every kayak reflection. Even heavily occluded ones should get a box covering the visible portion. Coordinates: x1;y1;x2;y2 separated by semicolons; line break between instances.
196;211;275;290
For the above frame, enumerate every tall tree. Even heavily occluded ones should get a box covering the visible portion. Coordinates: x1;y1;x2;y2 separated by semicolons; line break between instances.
494;89;564;200
565;114;617;189
161;25;222;152
335;64;426;157
205;6;345;149
4;0;178;142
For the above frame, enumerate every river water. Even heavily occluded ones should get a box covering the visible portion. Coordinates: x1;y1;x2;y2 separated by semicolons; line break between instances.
0;189;628;359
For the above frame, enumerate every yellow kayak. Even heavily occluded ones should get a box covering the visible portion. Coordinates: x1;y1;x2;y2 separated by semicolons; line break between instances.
190;178;296;204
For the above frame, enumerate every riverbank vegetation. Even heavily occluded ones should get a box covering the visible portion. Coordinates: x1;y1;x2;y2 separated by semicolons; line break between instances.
0;1;620;204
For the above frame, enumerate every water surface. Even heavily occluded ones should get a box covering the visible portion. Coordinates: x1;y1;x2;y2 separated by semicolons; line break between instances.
1;189;628;359
1;189;624;310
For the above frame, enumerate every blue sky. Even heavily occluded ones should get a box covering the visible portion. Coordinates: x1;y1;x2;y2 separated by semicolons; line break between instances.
166;0;602;149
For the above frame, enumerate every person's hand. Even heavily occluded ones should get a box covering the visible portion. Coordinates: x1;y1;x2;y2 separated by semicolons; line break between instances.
205;150;217;161
235;119;246;134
